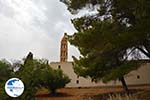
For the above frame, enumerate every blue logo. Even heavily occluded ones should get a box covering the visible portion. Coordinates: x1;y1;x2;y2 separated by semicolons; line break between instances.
5;78;24;97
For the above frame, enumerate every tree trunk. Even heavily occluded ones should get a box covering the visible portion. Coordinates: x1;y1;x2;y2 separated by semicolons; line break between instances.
51;89;56;95
119;76;129;93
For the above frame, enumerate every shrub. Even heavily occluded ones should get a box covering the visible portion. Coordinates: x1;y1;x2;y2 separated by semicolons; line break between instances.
41;68;70;94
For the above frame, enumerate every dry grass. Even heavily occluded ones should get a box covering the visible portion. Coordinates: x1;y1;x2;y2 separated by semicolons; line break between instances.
108;94;138;100
36;85;150;100
108;89;150;100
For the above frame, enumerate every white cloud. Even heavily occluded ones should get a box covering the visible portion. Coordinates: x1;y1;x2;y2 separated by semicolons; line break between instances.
0;0;80;62
7;0;46;25
0;14;51;60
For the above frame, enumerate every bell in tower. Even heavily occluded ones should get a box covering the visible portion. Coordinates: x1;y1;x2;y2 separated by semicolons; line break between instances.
60;33;68;62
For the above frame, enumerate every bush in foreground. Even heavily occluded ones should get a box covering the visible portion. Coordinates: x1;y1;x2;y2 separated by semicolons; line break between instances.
41;68;70;94
0;52;70;100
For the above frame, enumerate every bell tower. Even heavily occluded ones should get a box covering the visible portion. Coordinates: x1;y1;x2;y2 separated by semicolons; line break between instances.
60;33;68;62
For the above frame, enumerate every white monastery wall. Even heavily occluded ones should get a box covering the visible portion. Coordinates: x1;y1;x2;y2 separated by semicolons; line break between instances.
50;62;150;87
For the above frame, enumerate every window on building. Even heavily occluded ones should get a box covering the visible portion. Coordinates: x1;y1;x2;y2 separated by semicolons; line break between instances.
76;80;79;84
58;65;61;69
137;75;140;79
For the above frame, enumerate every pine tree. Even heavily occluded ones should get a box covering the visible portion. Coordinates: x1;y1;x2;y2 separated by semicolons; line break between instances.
61;0;150;92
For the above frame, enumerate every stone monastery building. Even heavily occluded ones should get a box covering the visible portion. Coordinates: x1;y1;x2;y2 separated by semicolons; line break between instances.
50;33;150;88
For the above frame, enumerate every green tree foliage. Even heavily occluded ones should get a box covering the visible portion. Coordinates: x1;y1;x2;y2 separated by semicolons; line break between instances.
17;52;70;99
0;53;47;100
0;53;70;100
61;0;150;92
0;60;14;100
17;57;46;100
41;68;70;94
0;59;13;81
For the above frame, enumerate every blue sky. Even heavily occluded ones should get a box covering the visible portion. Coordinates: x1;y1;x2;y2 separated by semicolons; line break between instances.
0;0;80;62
